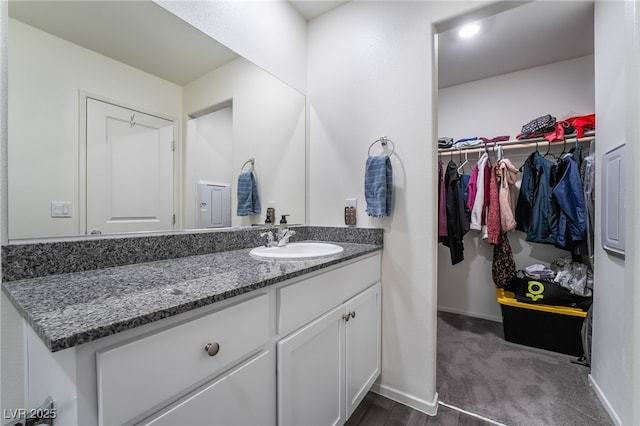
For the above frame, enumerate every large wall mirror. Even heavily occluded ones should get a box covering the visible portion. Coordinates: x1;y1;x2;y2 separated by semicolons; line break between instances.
7;0;306;241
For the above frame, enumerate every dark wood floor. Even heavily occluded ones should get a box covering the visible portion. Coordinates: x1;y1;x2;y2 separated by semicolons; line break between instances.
345;392;496;426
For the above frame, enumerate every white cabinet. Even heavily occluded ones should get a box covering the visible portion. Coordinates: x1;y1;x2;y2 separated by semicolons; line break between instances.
278;305;345;426
345;284;381;417
277;283;381;426
97;293;271;425
24;253;381;426
142;350;275;426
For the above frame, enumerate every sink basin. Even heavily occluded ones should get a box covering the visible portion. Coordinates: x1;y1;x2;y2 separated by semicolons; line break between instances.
250;242;344;260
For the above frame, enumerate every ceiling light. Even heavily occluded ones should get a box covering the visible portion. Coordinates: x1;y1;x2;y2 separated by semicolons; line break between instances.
458;23;480;39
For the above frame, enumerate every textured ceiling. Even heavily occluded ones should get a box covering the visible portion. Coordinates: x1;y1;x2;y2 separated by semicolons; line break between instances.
10;1;594;91
437;1;594;89
9;1;239;86
288;1;348;21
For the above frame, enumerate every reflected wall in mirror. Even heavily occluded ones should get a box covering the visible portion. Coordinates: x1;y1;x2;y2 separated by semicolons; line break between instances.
7;0;305;241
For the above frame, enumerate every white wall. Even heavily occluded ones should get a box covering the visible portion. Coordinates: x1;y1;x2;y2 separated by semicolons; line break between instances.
0;0;7;413
590;2;635;425
182;57;306;227
155;0;307;94
8;19;183;239
1;2;308;414
307;0;497;414
437;55;595;322
185;108;233;229
439;55;595;140
625;4;640;424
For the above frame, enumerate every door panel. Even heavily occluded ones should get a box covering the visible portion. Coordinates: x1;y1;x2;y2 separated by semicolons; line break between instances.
277;305;345;426
345;284;381;417
142;351;275;426
87;99;174;234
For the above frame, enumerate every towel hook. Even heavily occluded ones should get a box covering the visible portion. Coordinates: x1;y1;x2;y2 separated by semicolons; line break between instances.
241;157;255;173
368;136;395;157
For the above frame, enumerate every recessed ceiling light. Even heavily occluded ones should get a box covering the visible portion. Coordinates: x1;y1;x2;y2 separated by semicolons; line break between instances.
458;23;480;39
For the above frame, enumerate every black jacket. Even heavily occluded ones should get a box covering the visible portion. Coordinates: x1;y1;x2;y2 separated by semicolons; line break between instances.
443;161;470;265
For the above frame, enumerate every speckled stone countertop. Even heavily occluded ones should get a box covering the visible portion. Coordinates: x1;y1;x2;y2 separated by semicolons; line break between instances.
3;239;381;352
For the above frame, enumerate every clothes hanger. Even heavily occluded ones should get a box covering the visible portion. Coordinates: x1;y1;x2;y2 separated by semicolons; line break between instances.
483;141;492;166
543;140;556;159
457;150;469;174
519;140;538;172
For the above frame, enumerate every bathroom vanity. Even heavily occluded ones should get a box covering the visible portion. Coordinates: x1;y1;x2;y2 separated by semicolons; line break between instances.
2;227;382;426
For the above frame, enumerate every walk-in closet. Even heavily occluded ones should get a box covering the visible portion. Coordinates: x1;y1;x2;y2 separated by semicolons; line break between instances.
434;2;612;424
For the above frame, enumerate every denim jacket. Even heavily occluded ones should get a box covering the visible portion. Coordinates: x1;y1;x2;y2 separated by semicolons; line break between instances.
515;151;558;244
552;154;586;249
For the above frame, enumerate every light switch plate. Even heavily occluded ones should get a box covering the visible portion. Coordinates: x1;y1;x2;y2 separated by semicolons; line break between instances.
51;201;72;218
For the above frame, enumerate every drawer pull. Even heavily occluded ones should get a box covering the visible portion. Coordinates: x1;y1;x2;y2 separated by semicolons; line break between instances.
204;342;220;357
350;311;356;319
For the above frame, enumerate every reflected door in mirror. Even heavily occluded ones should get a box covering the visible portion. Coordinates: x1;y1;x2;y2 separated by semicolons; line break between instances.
86;99;175;234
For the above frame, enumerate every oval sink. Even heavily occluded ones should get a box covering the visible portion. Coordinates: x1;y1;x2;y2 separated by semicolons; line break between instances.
250;242;344;260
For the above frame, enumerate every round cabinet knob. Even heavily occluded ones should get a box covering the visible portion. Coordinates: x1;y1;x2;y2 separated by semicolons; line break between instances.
204;342;220;357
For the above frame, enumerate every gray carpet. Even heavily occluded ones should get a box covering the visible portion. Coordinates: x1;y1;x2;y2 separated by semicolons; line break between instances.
436;311;613;426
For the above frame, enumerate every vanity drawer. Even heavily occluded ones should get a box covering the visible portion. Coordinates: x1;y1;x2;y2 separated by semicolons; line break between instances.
97;292;270;426
278;253;380;334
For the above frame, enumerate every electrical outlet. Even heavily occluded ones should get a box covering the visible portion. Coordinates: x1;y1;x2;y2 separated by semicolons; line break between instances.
345;198;357;226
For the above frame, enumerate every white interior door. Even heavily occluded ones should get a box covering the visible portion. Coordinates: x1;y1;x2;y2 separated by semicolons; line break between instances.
87;98;174;234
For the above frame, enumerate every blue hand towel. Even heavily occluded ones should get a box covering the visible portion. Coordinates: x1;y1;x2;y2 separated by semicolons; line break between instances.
365;155;393;217
237;172;261;216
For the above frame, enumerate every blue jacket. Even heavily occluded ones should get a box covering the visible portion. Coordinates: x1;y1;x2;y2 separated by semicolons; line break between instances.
552;155;586;249
515;151;558;244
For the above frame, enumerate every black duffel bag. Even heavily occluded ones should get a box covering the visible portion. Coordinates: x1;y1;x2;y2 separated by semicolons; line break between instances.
505;271;592;311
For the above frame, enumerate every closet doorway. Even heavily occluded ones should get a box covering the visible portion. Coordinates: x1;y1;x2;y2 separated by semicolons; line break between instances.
433;2;609;425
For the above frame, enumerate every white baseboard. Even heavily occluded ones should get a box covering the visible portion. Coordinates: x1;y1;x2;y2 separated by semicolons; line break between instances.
369;383;438;416
437;306;503;323
588;374;621;426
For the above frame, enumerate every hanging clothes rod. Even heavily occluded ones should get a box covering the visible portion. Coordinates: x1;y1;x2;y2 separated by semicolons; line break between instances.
437;132;595;157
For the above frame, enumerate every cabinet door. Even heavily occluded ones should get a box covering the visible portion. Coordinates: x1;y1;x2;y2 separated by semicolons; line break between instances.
277;305;345;426
98;294;270;425
142;351;275;426
345;283;381;418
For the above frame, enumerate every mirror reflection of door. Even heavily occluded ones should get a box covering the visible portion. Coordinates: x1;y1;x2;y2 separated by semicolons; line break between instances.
86;98;174;235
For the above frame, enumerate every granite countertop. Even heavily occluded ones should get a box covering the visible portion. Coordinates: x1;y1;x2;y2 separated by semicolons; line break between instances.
2;241;381;352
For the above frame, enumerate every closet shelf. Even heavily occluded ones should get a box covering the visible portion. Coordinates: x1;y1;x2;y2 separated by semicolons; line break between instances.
437;131;595;156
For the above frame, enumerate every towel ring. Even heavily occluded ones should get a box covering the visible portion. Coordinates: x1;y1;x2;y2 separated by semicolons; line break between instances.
368;136;395;157
241;158;255;173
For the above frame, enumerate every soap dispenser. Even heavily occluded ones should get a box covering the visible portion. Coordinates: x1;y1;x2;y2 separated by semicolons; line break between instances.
277;214;290;239
265;207;275;225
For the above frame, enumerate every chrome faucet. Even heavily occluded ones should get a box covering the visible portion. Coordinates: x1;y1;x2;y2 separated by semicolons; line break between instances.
277;229;296;247
260;231;275;247
272;214;295;247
